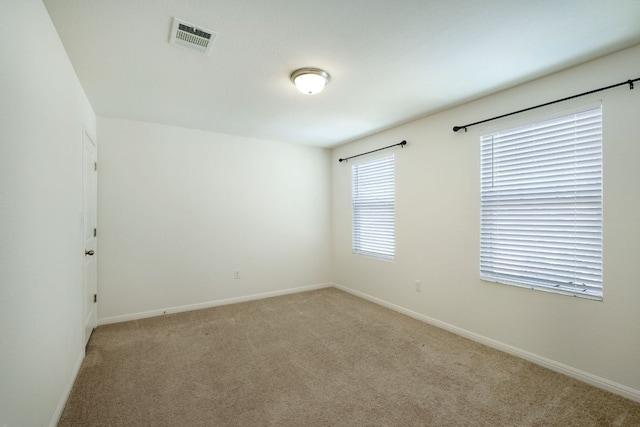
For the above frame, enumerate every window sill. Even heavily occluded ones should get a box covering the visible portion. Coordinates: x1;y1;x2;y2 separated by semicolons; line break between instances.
352;251;395;262
481;277;603;301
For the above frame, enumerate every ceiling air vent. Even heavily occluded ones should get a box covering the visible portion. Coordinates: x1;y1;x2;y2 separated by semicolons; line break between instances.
169;17;216;55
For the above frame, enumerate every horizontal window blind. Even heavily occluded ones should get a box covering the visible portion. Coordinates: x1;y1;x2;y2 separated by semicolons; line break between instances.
480;107;603;299
352;155;395;260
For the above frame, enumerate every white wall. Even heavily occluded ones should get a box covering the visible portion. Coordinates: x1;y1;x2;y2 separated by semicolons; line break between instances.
332;44;640;399
97;118;332;322
0;1;96;426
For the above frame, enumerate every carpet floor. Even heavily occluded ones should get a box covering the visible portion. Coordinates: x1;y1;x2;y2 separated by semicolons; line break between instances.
59;288;640;426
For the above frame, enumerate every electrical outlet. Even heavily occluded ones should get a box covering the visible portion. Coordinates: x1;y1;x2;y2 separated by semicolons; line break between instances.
234;270;240;279
415;280;422;292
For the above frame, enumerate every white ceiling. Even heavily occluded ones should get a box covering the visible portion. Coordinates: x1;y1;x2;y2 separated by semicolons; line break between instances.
43;0;640;148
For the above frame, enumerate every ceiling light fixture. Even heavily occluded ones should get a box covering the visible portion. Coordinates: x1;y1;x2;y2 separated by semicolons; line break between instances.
290;68;330;95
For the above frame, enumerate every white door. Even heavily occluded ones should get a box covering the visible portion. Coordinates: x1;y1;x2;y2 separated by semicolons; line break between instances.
83;130;98;346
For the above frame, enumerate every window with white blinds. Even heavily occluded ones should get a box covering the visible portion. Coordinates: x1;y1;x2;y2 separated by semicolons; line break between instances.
480;106;603;299
352;155;395;260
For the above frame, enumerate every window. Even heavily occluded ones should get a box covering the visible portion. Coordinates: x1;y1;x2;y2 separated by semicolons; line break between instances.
480;106;603;299
352;155;395;260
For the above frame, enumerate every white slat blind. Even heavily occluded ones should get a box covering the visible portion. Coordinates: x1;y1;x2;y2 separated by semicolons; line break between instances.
480;106;603;299
352;155;395;260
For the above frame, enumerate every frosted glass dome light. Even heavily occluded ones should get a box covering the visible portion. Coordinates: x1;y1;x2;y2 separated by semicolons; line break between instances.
290;68;330;95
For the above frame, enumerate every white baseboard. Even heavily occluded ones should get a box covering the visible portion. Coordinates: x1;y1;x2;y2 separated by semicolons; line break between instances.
50;348;85;427
332;282;640;403
98;283;333;326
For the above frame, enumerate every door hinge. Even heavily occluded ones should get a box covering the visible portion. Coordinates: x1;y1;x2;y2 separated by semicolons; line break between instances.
94;162;97;171
93;228;97;237
93;294;97;303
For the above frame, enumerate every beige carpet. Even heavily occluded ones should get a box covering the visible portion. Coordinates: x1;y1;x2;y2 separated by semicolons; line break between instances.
59;288;640;426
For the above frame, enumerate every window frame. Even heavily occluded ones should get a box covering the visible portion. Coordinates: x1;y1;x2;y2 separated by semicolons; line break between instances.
479;104;603;300
351;154;396;261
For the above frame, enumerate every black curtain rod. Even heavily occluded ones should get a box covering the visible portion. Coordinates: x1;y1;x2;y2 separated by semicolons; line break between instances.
453;76;639;133
338;140;407;163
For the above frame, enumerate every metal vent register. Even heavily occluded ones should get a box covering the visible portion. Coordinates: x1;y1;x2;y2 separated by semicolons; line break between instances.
169;18;216;55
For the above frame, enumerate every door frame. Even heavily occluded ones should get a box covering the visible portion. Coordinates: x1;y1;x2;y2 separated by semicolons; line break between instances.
82;127;98;346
